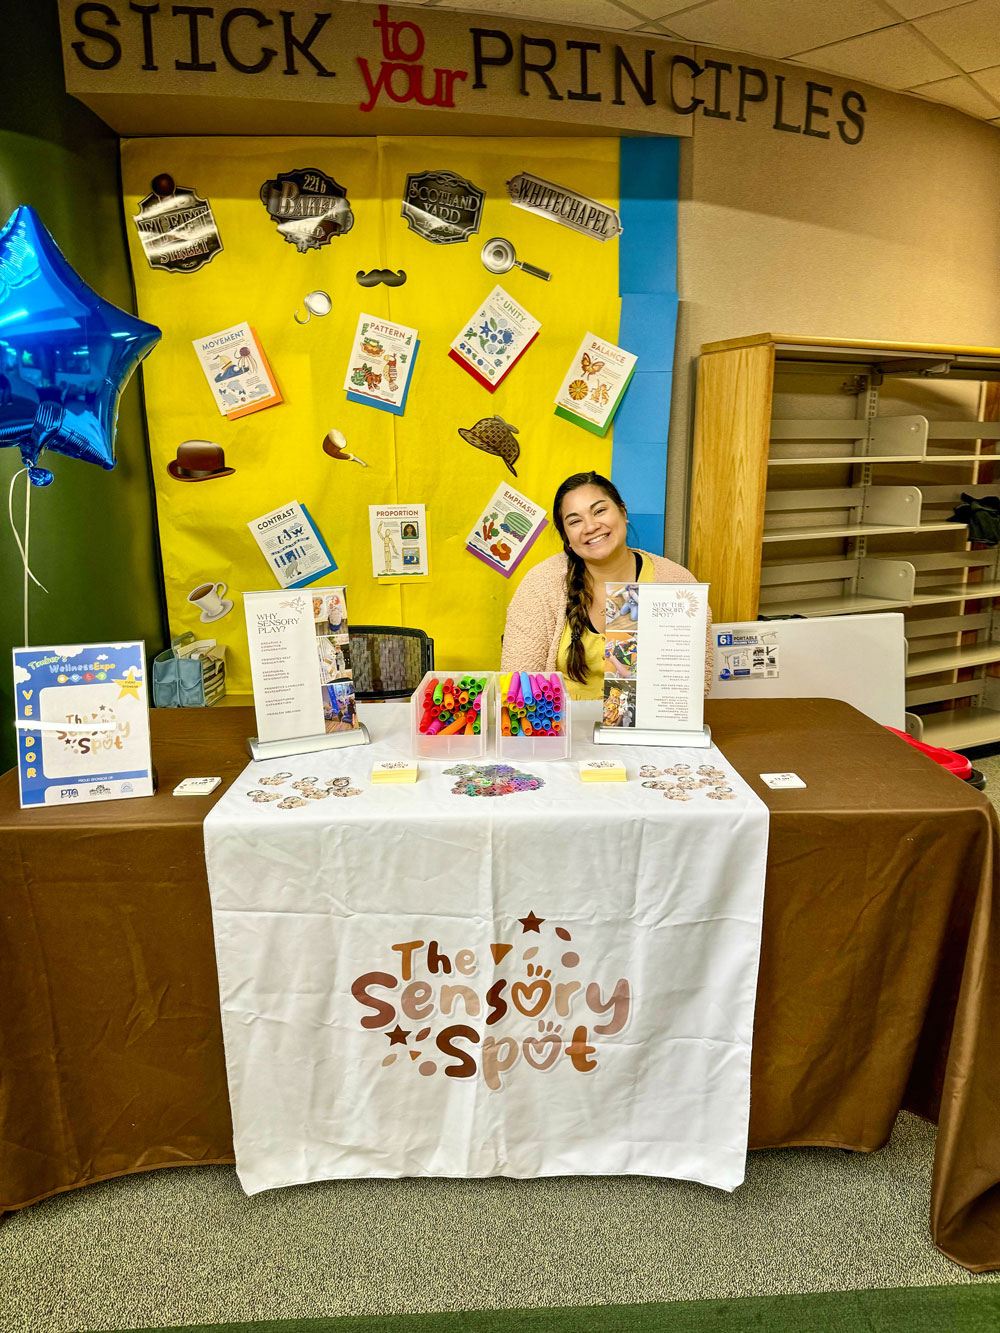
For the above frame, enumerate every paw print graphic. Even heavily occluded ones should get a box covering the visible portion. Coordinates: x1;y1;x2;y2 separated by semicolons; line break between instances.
526;962;552;980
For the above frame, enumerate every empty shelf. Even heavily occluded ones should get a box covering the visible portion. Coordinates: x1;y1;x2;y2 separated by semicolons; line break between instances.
869;551;993;569
906;680;984;707
925;422;1000;439
767;455;925;466
762;521;961;543
924;454;994;462
910;581;1000;605
914;706;1000;748
906;644;1000;677
759;594;911;617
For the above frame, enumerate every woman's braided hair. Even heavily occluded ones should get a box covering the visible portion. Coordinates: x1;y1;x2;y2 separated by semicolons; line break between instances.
552;471;628;685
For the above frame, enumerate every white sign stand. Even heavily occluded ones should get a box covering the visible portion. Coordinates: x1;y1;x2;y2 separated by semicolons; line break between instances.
594;580;711;749
247;727;370;762
243;587;370;763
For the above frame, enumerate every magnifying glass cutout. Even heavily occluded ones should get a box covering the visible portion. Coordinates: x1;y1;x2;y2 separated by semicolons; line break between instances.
293;290;333;324
480;237;551;281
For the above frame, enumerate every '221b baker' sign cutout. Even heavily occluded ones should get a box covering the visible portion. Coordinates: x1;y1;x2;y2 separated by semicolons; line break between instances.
259;168;354;252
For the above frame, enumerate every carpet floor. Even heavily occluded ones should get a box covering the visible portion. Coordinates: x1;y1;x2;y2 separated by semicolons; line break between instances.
2;1113;999;1333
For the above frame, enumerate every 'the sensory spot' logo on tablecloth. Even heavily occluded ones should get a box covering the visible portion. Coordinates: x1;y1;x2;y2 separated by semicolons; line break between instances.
351;917;631;1088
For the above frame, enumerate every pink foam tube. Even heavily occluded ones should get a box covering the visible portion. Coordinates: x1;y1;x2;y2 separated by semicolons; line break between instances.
427;719;444;735
472;694;483;713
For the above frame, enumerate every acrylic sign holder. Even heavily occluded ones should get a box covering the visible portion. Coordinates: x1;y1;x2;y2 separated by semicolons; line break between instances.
248;724;370;761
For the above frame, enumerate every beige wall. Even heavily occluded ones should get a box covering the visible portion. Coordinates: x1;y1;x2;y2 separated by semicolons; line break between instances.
667;48;1000;562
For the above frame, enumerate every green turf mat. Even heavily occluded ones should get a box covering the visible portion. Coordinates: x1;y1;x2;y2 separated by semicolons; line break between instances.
81;1282;1000;1333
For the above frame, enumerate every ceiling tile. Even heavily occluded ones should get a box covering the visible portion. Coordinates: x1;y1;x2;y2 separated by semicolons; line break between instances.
910;72;1000;114
626;0;715;14
433;0;639;25
912;0;1000;70
792;24;955;86
973;62;1000;95
660;0;893;59
882;0;972;15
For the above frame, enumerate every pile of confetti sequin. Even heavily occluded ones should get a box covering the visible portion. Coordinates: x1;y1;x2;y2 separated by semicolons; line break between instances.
443;762;544;798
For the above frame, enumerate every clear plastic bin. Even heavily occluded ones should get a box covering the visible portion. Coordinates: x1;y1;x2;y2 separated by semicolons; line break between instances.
411;670;493;761
496;671;572;761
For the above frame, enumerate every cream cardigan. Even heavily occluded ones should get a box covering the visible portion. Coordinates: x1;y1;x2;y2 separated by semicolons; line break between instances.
500;549;714;695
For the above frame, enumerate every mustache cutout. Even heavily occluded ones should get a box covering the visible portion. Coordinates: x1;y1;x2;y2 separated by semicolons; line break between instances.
356;268;407;288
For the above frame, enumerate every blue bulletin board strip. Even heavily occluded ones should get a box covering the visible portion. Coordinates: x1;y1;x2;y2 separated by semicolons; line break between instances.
614;137;680;558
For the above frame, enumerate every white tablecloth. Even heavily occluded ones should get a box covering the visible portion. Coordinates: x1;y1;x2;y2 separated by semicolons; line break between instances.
204;702;769;1194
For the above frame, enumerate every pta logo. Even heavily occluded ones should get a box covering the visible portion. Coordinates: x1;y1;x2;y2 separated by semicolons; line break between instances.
358;5;467;113
60;788;80;799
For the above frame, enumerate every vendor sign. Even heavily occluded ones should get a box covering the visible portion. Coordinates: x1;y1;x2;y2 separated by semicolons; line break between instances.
12;641;154;808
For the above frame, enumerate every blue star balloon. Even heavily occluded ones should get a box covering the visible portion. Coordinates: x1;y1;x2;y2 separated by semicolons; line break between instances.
0;205;161;486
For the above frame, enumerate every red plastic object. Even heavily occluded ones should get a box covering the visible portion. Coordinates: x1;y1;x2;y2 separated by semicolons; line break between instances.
885;726;972;780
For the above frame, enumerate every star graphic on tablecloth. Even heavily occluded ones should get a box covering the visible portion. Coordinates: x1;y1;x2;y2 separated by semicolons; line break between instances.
518;911;544;933
113;666;142;700
386;1025;411;1046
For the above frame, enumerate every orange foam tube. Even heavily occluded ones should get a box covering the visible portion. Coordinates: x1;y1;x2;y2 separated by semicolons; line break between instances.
440;711;469;735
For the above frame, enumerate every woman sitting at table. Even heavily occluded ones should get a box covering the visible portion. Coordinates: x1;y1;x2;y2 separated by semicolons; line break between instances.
501;471;713;700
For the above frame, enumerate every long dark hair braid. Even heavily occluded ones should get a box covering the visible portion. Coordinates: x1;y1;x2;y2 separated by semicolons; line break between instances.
552;471;628;685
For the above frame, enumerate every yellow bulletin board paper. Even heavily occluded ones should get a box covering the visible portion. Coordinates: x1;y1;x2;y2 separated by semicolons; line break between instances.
122;136;620;692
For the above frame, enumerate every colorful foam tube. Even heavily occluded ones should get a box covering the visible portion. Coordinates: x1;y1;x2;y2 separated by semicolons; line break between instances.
440;712;469;735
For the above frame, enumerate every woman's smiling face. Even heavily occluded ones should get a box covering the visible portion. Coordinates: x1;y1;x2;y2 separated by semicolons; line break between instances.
559;483;628;562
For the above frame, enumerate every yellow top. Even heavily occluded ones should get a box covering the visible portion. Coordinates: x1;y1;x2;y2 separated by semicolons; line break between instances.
556;557;655;700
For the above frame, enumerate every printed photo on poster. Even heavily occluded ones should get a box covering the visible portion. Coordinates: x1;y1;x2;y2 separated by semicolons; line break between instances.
12;641;154;808
192;322;282;419
604;631;638;680
369;505;429;580
602;678;637;729
313;590;359;735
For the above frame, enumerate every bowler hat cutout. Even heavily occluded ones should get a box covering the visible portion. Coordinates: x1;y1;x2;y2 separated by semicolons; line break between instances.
167;440;235;482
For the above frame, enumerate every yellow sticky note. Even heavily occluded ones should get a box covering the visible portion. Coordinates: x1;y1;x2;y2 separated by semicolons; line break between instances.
579;760;626;783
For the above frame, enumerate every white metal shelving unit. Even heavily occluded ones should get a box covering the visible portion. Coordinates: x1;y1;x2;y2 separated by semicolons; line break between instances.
757;358;1000;749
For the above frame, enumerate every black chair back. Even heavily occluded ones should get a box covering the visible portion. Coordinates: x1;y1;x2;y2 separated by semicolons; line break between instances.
348;625;435;701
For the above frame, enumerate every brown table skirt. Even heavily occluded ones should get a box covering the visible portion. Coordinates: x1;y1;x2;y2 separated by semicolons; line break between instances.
2;700;998;1271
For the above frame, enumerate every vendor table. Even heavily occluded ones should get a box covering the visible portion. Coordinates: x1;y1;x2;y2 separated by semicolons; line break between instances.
1;700;998;1271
